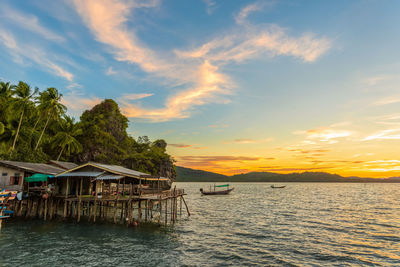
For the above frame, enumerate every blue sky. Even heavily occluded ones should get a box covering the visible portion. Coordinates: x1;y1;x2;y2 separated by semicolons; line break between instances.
1;0;400;176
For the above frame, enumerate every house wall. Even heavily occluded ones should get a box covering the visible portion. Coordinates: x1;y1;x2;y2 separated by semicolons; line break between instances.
0;166;25;190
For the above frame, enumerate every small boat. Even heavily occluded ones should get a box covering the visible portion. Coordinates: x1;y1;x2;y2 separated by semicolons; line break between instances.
271;185;286;189
200;184;234;195
0;190;16;229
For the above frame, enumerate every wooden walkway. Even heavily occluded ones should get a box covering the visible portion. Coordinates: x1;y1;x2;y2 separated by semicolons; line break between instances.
8;187;190;226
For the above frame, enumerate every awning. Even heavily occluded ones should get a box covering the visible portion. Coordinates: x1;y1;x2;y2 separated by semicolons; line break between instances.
25;173;54;182
57;171;104;177
215;184;229;187
96;174;124;180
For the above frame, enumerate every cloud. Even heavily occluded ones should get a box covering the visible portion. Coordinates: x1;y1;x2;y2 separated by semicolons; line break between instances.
106;66;117;75
66;83;83;89
203;0;216;15
289;149;330;154
73;0;331;122
363;75;391;86
73;0;165;73
0;5;64;42
0;29;73;81
169;143;192;148
179;155;265;162
208;124;229;128
175;25;331;63
223;138;273;144
169;143;207;149
259;167;330;172
235;2;264;25
61;90;102;116
120;60;233;121
363;160;400;172
294;127;352;143
373;96;400;106
363;129;400;141
122;93;153;100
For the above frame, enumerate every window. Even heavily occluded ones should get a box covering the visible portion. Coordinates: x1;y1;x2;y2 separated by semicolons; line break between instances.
13;173;20;185
2;172;7;176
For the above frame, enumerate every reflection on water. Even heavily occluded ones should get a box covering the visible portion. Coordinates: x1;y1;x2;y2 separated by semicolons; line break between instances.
1;183;400;266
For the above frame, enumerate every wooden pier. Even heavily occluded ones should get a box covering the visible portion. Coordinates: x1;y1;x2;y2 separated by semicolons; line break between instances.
8;187;190;226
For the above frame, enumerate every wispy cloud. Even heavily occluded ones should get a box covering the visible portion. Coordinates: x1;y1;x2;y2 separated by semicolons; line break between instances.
169;143;207;149
363;129;400;141
0;29;73;81
0;5;64;42
122;93;153;100
177;155;266;168
259;166;330;172
208;124;229;128
373;96;400;106
61;90;102;116
175;25;331;63
106;66;117;75
73;0;331;122
363;75;391;86
235;2;264;25
294;127;352;143
203;0;217;15
223;138;273;144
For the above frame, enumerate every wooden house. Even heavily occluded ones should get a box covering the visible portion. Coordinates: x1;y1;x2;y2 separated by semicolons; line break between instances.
0;160;65;191
55;162;170;197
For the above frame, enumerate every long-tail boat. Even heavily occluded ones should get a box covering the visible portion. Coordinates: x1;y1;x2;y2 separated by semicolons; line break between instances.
271;185;286;188
200;184;234;195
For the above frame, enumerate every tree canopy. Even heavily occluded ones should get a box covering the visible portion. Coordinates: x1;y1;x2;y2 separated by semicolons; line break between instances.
0;80;176;179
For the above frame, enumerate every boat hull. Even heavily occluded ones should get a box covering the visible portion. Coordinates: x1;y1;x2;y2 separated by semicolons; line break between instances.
200;188;234;195
271;185;286;188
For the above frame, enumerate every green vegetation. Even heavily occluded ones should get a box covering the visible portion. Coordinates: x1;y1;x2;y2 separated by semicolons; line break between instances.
0;80;176;179
176;166;400;182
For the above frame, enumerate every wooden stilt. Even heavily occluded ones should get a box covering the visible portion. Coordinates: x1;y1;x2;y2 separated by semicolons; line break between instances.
182;196;191;216
165;198;168;225
78;178;83;222
113;179;120;224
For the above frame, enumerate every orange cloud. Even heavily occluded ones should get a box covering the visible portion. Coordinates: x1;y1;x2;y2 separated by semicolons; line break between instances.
73;0;331;122
61;91;102;115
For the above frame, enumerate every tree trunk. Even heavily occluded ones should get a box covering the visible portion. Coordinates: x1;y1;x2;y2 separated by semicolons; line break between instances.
35;115;50;150
57;146;65;161
11;108;24;153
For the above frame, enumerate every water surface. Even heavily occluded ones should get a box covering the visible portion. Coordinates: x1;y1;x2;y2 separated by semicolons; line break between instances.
1;183;400;266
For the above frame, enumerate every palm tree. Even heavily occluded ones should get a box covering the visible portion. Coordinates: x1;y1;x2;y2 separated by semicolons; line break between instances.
0;81;15;121
10;81;38;152
51;116;83;160
34;87;66;150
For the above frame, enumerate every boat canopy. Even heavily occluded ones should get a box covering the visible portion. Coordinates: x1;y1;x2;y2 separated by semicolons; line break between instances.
215;184;229;187
25;173;54;182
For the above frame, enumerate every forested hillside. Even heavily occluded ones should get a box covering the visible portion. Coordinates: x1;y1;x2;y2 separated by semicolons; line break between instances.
0;81;176;179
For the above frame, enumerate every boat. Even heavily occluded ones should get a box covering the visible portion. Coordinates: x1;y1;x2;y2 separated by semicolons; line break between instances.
271;185;286;188
200;184;234;195
0;190;16;229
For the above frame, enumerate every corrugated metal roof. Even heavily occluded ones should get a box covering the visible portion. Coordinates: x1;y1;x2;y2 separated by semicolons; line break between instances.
89;162;150;178
55;162;170;181
47;160;78;170
96;175;124;180
0;160;64;175
57;171;104;177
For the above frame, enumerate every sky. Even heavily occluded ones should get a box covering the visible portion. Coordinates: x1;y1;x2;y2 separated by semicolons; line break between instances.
1;0;400;177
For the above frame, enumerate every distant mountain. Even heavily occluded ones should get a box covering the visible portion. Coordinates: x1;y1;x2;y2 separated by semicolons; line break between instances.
175;166;228;182
175;166;400;183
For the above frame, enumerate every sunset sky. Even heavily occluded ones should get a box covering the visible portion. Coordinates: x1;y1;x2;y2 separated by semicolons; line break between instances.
1;0;400;177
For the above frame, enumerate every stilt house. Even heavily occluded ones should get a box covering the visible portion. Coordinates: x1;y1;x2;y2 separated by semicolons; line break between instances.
55;162;170;197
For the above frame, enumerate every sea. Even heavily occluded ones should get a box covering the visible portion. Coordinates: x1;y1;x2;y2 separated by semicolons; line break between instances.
1;183;400;266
